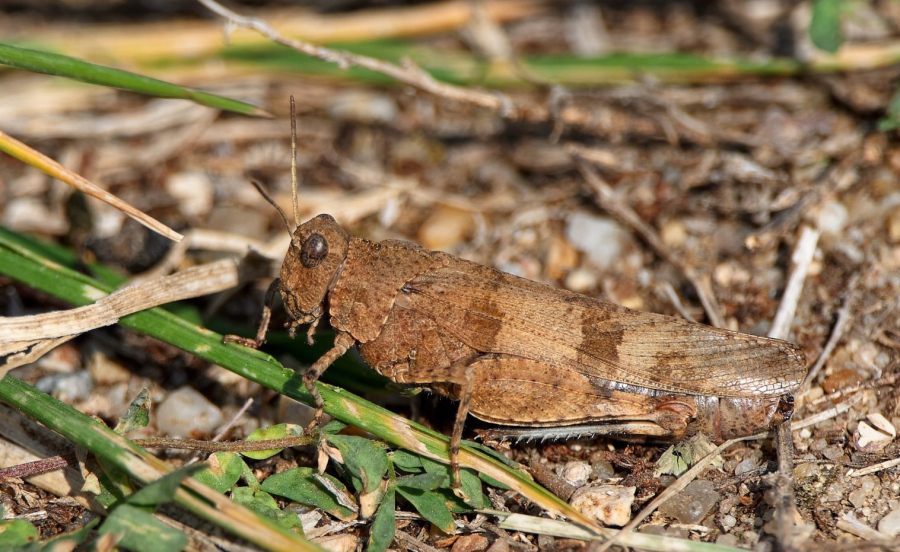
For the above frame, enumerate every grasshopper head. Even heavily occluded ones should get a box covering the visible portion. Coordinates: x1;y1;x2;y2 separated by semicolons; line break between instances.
279;214;349;325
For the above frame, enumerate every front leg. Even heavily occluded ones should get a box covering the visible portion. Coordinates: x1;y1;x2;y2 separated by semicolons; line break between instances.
303;331;356;432
223;278;281;348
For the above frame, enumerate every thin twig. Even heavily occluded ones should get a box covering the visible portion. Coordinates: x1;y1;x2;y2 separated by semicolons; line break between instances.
135;435;315;452
571;154;725;328
835;512;887;541
393;529;444;552
0;454;73;481
792;395;864;432
769;225;819;341
800;275;857;393
212;398;254;443
197;0;516;114
847;455;900;478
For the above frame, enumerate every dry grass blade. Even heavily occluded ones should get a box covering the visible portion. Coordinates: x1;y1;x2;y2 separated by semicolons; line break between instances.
0;259;238;343
197;0;517;115
0;259;239;375
0;129;182;242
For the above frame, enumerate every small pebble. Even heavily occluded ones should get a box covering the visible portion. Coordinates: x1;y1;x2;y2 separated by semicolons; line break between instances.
822;368;863;394
327;89;397;124
565;268;598;293
156;386;224;438
822;445;844;461
860;475;880;496
560;461;592;488
660;219;687;248
451;533;489;552
658;480;720;524
569;485;636;527
565;213;629;271
822;482;843;503
417;205;473;251
848;488;868;508
734;457;758;476
888;207;900;243
720;514;737;530
815;200;848;236
878;509;900;538
35;370;93;403
591;459;616;480
88;351;131;385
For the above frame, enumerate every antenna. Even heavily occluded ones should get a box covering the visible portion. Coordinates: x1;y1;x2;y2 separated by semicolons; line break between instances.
251;180;292;237
290;96;302;227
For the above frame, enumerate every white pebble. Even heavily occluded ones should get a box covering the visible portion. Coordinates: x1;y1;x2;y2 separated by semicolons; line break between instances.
156;386;224;438
560;461;592;488
35;370;93;403
878;509;900;538
565;212;628;271
569;485;635;527
720;514;737;530
328;90;397;124
815;200;848;236
565;268;598;294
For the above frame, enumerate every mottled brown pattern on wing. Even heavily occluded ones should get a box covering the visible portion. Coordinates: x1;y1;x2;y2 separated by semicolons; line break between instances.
402;254;806;400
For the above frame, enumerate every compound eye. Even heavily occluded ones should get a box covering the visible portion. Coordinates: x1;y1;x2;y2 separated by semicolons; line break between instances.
300;233;328;268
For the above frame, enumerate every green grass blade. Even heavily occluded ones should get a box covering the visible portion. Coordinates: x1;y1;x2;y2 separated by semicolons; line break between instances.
0;376;322;551
0;43;269;117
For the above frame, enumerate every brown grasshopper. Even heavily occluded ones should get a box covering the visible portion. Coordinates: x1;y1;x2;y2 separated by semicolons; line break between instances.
226;100;807;487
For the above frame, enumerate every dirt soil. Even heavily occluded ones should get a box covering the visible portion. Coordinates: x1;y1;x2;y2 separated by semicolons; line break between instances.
2;1;900;551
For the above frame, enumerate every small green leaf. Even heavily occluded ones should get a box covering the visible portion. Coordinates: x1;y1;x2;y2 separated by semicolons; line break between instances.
261;467;357;521
126;464;204;507
243;423;303;460
194;452;246;493
419;456;483;509
231;487;304;533
0;519;39;548
396;472;446;492
114;388;151;434
395;486;456;534
390;450;424;473
321;420;348;434
810;0;844;53
368;487;396;552
327;434;389;494
100;504;188;552
0;43;269;117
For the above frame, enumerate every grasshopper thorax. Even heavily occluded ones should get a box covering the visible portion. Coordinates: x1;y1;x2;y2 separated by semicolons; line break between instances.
280;214;350;324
